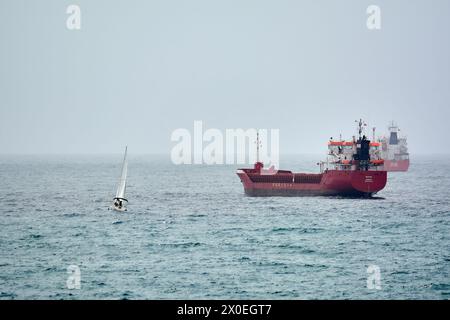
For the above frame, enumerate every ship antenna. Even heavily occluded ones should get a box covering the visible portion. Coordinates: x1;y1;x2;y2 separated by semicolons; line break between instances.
355;118;367;139
389;120;396;131
256;130;260;163
355;119;362;139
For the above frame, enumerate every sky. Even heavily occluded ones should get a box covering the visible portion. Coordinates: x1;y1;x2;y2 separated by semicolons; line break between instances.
0;0;449;155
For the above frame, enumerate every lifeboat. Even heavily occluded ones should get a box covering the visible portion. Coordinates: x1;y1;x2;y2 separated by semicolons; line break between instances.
370;159;384;165
328;141;354;147
341;159;351;165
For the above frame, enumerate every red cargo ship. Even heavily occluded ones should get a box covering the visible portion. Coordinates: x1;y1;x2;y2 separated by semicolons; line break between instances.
237;120;387;197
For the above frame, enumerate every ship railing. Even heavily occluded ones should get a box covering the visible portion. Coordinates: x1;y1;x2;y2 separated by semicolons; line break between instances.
327;162;386;171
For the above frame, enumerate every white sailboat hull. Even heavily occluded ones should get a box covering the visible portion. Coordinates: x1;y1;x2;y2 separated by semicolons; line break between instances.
112;206;127;212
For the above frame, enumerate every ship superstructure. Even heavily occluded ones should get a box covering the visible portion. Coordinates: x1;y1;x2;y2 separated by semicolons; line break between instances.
379;122;410;172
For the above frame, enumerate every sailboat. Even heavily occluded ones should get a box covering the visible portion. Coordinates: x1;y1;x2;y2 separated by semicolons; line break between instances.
112;146;128;212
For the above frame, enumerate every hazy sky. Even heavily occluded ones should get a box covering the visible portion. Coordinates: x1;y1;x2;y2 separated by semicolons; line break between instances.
1;0;449;154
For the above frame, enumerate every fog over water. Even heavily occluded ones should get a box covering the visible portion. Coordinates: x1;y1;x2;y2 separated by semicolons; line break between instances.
1;0;449;155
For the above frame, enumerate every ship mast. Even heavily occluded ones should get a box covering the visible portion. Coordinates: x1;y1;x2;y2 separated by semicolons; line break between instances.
256;130;260;163
388;121;398;132
355;118;366;139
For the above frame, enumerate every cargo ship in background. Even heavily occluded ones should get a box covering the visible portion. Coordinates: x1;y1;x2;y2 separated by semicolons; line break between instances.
379;122;410;172
237;119;387;197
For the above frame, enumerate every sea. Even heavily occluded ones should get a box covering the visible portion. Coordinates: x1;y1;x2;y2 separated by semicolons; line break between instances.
0;154;449;299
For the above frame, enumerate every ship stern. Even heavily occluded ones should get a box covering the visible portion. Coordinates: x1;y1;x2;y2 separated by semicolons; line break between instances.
350;171;387;196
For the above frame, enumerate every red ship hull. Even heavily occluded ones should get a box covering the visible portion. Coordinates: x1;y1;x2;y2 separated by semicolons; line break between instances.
237;169;387;197
383;159;409;172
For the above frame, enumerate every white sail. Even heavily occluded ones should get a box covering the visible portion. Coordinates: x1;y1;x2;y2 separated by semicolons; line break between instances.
115;146;128;199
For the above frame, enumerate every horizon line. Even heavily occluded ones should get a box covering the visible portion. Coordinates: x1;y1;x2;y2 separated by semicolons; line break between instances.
0;152;449;156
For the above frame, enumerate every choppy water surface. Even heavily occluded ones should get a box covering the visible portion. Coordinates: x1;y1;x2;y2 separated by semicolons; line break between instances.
0;154;449;299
